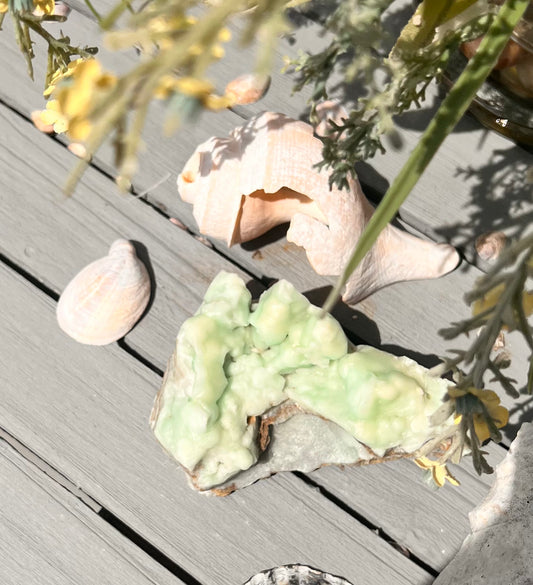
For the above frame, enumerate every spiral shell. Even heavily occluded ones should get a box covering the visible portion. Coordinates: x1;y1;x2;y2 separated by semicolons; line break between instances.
57;239;151;345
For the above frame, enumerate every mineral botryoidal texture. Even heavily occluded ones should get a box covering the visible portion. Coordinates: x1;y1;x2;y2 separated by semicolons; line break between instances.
150;271;456;494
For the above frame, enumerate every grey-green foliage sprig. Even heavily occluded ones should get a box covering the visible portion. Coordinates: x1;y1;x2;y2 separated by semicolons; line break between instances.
438;234;533;474
288;0;494;190
440;234;533;391
2;1;97;83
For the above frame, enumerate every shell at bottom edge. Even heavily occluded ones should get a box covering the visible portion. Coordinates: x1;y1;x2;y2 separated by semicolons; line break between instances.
243;565;354;585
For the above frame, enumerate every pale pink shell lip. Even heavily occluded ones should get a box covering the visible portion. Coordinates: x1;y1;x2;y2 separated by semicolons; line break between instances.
56;239;151;345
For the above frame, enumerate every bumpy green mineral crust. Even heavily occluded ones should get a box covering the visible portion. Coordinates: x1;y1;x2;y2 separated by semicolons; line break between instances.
151;271;451;490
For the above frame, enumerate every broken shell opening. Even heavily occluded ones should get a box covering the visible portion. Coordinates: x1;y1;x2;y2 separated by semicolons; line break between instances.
233;187;328;245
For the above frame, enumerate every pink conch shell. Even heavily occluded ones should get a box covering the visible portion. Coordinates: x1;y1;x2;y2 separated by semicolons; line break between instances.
57;239;150;345
177;112;460;304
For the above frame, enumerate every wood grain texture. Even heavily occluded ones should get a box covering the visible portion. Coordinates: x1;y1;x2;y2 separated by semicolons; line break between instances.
0;2;530;573
0;101;509;573
0;262;432;585
0;439;181;585
307;442;505;571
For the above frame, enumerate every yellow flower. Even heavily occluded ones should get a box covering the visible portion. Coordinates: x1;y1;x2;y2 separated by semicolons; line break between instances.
39;99;68;134
153;75;180;100
0;0;8;13
44;58;84;97
414;457;460;488
33;0;54;15
451;387;509;443
46;59;116;141
210;44;225;60
472;283;533;330
217;27;231;43
175;76;214;98
154;75;234;111
204;93;235;110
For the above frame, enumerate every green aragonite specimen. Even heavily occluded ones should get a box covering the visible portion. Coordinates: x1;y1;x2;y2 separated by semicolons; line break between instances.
150;271;453;493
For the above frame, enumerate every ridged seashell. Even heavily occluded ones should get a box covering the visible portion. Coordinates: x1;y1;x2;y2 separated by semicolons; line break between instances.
177;111;460;304
57;239;150;345
243;566;353;585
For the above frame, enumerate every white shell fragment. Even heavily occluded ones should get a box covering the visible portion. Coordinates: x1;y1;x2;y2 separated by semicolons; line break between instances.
178;111;460;304
57;239;150;345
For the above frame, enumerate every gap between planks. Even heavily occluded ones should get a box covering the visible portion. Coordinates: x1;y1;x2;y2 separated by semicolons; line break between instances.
0;435;195;585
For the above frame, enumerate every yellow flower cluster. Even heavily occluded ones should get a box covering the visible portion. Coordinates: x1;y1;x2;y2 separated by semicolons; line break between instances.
0;0;55;14
139;8;230;59
414;457;460;488
451;387;509;443
33;0;54;16
37;59;116;141
43;58;84;97
153;75;235;110
472;283;533;330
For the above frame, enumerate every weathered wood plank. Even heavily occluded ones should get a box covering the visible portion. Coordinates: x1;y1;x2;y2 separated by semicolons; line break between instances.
0;100;509;573
0;439;181;585
0;261;432;585
0;5;529;571
308;442;506;572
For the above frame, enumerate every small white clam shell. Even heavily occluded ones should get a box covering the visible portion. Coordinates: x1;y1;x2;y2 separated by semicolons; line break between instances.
57;239;151;345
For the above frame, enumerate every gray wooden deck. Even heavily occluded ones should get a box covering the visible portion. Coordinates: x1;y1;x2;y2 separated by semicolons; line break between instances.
0;2;531;584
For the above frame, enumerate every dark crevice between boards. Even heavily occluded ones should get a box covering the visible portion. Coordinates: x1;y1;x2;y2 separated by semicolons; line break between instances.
0;79;466;286
0;251;60;301
292;471;440;579
0;249;167;382
0;426;101;513
0;428;208;585
97;507;206;585
116;339;165;377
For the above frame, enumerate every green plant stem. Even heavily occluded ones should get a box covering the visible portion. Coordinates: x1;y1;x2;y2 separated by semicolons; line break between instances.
323;0;530;313
101;0;132;29
84;0;103;24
